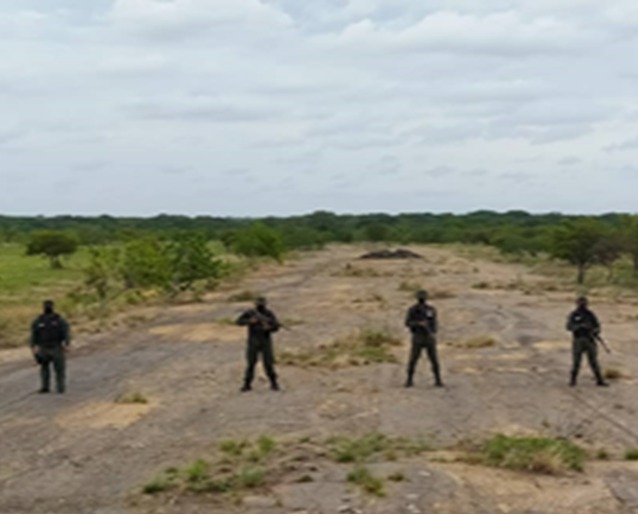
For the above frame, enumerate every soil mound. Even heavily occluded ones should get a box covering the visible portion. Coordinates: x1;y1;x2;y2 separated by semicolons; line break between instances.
359;248;422;260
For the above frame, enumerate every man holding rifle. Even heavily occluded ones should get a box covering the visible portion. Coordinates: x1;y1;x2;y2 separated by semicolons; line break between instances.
566;296;610;387
236;296;281;392
405;290;443;388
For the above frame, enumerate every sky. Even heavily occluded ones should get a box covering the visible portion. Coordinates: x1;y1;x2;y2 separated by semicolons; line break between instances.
1;0;638;217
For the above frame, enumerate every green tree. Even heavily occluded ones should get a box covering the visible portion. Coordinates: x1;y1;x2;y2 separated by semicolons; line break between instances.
550;219;609;284
166;234;222;294
233;223;286;262
84;247;121;311
26;231;78;268
120;238;171;289
620;215;638;277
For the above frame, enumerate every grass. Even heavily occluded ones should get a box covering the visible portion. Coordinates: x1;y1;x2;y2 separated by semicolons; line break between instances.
347;466;385;496
475;435;586;475
333;264;391;278
279;328;402;368
603;368;627;381
143;437;275;497
450;335;497;349
227;290;258;302
625;449;638;461
115;392;149;405
329;433;433;464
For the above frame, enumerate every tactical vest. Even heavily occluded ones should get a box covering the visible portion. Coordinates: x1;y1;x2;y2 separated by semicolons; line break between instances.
35;314;65;348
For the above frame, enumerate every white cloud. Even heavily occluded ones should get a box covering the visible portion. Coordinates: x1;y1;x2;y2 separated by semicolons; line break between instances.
1;0;638;215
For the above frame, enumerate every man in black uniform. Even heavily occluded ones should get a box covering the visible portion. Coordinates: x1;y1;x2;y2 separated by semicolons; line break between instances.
405;290;443;388
30;300;71;394
567;296;608;387
236;296;280;392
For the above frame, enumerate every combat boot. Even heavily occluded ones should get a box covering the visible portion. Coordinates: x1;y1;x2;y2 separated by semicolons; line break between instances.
240;383;252;393
270;380;280;391
404;376;414;388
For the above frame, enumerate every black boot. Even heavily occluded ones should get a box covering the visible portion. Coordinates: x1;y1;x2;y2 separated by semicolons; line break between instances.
240;383;251;392
569;372;577;387
270;380;280;391
405;376;414;388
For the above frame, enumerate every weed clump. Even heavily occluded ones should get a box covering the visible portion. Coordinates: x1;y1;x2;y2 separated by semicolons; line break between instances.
279;328;402;368
477;435;585;474
115;392;149;405
625;449;638;461
347;466;385;496
451;335;497;349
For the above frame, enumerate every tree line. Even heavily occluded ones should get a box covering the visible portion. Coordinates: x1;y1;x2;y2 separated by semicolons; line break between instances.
3;211;638;285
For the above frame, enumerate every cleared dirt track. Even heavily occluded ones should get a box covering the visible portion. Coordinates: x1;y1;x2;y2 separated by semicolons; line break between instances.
1;245;637;514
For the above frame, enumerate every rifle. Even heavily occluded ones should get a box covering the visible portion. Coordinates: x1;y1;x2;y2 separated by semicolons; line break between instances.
594;333;612;354
249;310;291;331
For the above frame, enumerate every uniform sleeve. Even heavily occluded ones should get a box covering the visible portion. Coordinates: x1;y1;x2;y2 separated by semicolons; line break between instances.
430;307;438;334
30;319;39;347
566;313;574;333
405;307;417;329
61;317;72;345
236;310;254;326
590;312;601;335
267;311;280;333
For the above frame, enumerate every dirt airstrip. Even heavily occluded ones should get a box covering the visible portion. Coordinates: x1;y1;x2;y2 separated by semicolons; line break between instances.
1;245;637;514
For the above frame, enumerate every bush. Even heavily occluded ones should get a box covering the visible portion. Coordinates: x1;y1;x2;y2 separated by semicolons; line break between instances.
26;231;78;269
233;223;286;262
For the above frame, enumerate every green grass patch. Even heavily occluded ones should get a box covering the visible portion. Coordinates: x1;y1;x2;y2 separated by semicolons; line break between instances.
478;435;586;474
625;449;638;461
347;466;385;496
279;328;402;368
329;433;433;464
115;392;149;405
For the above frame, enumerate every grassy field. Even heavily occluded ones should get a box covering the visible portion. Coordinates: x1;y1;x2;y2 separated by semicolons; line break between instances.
0;244;99;348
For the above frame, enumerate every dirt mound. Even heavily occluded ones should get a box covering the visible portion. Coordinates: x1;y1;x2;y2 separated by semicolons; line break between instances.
359;248;422;260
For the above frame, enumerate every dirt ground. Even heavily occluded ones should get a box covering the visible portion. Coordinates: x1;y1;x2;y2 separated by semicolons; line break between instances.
1;245;637;514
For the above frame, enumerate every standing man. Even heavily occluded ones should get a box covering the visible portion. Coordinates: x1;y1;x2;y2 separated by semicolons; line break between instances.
405;290;443;388
236;296;280;392
567;296;608;387
30;300;71;394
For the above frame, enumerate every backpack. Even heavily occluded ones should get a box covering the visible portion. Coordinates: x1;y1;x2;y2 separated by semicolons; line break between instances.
36;314;65;347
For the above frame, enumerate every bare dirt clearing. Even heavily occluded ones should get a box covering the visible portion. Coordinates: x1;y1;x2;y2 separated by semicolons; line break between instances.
1;245;637;514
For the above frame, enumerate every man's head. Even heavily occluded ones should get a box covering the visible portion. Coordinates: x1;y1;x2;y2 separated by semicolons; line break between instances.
576;296;588;309
416;290;428;302
255;296;267;309
43;300;54;314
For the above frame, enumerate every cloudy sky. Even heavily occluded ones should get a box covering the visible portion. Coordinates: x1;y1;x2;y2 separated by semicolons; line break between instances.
1;0;638;216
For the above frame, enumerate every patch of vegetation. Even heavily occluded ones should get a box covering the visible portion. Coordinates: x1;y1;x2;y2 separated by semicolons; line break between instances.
142;467;180;494
329;433;433;464
450;335;497;349
347;466;385;497
227;290;258;302
115;392;149;405
387;471;406;482
279;328;402;368
473;435;586;475
603;368;627;381
334;264;385;278
625;449;638;461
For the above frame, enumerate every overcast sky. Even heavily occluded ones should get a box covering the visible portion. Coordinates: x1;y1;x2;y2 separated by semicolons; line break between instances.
1;0;638;216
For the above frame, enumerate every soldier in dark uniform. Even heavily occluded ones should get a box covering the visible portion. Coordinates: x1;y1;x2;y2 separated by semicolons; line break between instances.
567;296;608;387
236;296;280;392
405;290;443;388
30;300;71;394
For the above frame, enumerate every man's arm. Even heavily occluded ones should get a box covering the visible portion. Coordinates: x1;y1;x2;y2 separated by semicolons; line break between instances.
430;307;438;334
236;310;255;326
61;317;72;346
266;311;280;333
30;319;39;348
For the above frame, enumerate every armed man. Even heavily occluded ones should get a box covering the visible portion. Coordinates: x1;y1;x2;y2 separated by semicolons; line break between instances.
236;296;281;392
30;300;71;394
566;296;609;387
405;290;443;388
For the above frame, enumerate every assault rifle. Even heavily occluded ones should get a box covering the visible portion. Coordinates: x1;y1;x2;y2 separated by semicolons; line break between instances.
249;310;291;331
594;333;612;354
